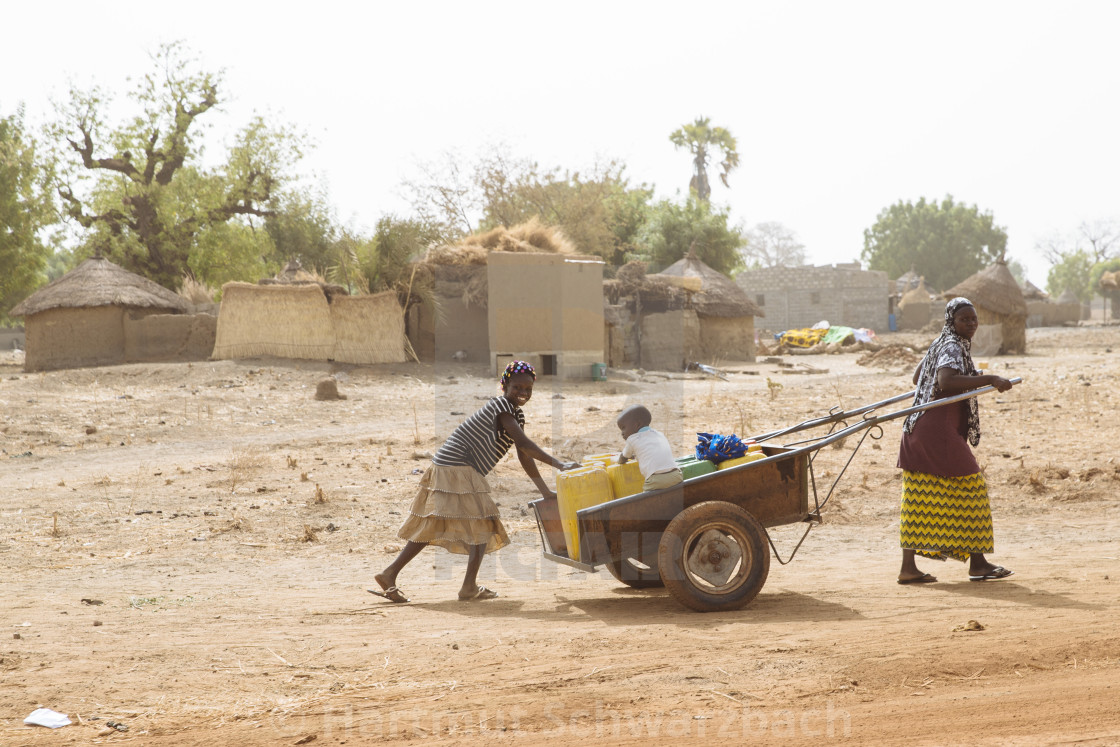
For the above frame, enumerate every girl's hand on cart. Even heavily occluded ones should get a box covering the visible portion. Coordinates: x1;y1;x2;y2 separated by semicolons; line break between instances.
541;488;557;501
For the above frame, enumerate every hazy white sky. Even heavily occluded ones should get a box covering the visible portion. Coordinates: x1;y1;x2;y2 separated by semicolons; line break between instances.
4;0;1118;287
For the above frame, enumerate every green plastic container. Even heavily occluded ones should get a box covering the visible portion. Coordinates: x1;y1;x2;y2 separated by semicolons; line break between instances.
591;362;607;381
676;455;716;480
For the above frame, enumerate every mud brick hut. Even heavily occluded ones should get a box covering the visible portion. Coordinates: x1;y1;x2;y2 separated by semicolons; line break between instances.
212;269;407;365
942;258;1028;355
8;256;217;372
604;258;763;371
1021;279;1080;327
897;278;936;331
654;254;763;363
406;220;605;379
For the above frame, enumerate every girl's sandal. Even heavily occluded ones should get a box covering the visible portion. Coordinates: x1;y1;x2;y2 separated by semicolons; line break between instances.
458;586;498;602
368;586;410;603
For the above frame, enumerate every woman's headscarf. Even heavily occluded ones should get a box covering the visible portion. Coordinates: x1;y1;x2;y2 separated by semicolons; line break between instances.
902;297;982;445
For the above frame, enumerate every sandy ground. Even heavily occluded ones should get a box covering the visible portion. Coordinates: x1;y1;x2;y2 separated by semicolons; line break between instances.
1;326;1119;746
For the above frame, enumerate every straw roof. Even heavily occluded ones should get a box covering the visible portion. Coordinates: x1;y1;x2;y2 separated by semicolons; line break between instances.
942;259;1027;317
655;255;764;318
895;269;920;294
421;218;577;266
1056;288;1080;305
899;279;933;308
10;256;189;317
1019;278;1048;300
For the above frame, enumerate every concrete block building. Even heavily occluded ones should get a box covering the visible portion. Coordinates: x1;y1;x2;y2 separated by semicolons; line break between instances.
735;263;890;332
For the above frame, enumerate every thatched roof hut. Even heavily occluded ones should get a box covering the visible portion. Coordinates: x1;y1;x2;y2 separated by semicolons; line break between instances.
605;257;763;368
897;279;934;331
11;256;188;318
10;256;192;371
656;255;764;319
1020;278;1048;301
943;259;1027;354
1056;288;1079;305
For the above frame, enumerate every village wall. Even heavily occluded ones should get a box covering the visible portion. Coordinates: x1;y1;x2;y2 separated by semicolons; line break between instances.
700;316;755;362
640;309;701;371
736;265;889;331
408;266;491;364
0;326;24;350
123;312;217;363
1026;301;1081;327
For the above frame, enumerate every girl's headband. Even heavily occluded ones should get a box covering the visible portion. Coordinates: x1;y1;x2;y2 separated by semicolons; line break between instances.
500;360;536;389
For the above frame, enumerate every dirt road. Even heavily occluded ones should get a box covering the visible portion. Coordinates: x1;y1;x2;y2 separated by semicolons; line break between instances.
2;327;1118;745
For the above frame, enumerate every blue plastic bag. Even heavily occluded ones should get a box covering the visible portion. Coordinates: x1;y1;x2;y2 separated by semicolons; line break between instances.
695;432;747;464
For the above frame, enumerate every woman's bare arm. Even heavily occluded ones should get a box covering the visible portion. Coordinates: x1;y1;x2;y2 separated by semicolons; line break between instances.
935;367;1014;395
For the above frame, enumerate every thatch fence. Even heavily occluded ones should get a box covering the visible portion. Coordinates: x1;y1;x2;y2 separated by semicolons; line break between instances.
212;283;406;364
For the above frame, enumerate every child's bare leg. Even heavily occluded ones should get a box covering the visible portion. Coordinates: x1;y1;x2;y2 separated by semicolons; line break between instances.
376;541;426;590
459;544;488;598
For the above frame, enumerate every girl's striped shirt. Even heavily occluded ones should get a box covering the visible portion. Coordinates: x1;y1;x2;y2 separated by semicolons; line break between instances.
432;396;524;475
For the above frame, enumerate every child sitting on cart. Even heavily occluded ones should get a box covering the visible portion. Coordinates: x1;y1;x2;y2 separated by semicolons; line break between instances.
617;405;683;492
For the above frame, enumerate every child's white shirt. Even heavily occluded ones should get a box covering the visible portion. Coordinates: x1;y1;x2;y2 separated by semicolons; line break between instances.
621;427;678;479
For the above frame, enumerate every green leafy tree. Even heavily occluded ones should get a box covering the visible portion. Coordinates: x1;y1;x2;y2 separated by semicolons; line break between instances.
861;196;1007;291
669;117;739;202
478;155;652;265
1;105;56;322
1044;249;1093;302
634;197;744;275
264;191;337;275
405;148;652;266
365;216;446;293
49;42;306;289
1089;257;1120;318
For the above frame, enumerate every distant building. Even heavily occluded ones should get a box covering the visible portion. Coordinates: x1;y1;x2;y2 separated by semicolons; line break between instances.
735;263;890;331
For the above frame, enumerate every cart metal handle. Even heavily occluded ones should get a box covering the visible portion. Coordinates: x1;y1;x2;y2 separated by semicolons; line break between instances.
751;389;917;443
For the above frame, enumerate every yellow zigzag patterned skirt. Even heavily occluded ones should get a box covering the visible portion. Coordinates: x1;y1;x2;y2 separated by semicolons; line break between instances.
900;471;994;562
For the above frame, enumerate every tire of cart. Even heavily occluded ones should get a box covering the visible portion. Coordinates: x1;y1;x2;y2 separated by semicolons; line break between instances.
657;500;770;613
605;552;665;589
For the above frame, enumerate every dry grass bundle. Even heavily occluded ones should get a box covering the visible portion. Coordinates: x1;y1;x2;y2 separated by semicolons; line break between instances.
422;244;489;266
179;275;216;305
462;270;489;309
424;217;577;267
228;447;267;493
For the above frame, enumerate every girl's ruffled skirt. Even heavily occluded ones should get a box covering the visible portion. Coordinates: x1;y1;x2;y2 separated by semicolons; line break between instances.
397;464;510;555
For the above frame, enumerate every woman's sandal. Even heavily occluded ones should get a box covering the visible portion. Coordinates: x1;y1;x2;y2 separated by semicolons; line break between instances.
458;586;498;602
368;586;410;603
969;566;1014;582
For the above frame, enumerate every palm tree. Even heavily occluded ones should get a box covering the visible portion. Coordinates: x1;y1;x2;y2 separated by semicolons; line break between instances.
669;117;739;202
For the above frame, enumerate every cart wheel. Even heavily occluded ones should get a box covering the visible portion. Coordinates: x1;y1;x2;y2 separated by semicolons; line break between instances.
657;501;770;613
606;553;664;589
